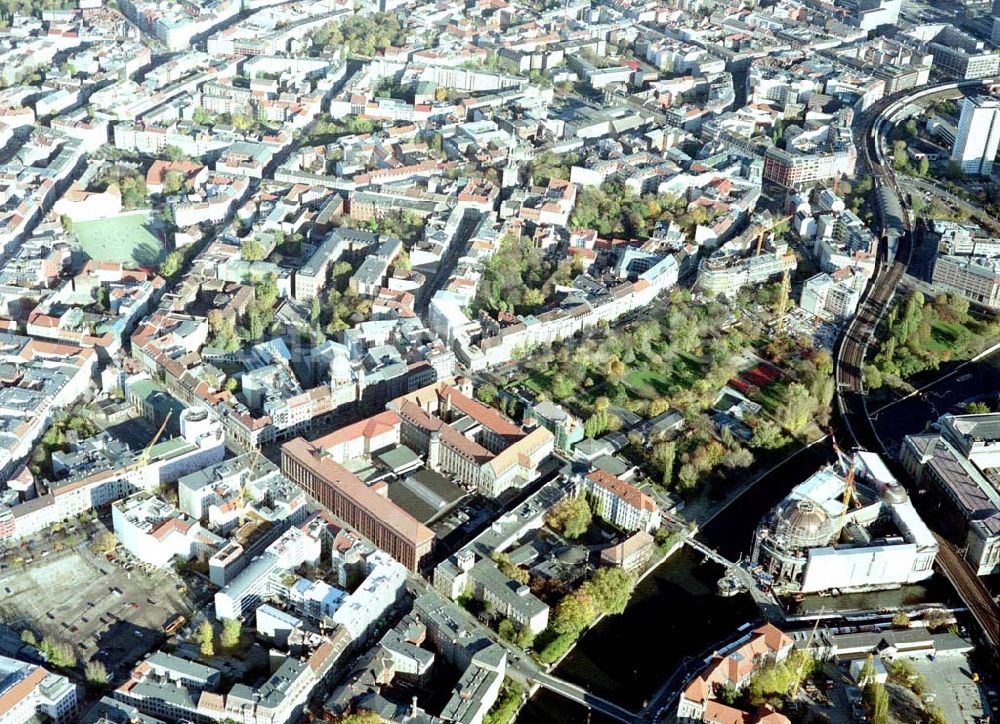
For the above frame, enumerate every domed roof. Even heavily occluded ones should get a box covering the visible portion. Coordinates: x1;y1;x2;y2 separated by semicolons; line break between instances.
783;500;828;537
330;355;352;382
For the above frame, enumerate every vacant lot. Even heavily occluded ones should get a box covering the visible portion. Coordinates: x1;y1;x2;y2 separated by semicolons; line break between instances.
0;547;190;679
74;212;166;268
910;655;989;724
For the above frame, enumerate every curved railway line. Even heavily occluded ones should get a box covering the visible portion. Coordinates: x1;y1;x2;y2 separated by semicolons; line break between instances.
833;80;1000;653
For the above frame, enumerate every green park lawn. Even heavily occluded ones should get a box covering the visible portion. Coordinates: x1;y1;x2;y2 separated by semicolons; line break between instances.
624;352;702;398
74;213;166;268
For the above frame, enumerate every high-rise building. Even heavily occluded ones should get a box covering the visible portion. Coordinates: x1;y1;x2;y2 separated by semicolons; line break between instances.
855;0;902;31
951;95;1000;175
993;0;1000;44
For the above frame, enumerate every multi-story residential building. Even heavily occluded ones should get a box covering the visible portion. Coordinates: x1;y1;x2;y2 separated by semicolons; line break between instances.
25;261;165;361
529;401;585;454
0;407;226;543
113;494;226;568
439;644;507;724
0;129;84;259
118;0;241;50
388;381;554;498
698;249;796;298
951;95;1000;176
143;652;222;691
0;655;78;723
677;624;793;723
601;530;656;573
583;470;660;533
800;269;866;322
446;256;679;370
854;0;901;30
114;630;349;724
931;254;1000;309
926;27;1000;80
0;334;97;480
435;550;549;634
763;144;856;188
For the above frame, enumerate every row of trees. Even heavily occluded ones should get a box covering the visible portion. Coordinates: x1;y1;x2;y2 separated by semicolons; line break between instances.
194;618;242;657
0;0;72;25
21;631;75;668
535;567;637;663
483;679;524;724
22;629;106;687
859;655;889;724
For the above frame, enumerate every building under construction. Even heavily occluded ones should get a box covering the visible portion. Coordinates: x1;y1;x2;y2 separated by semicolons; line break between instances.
750;451;938;594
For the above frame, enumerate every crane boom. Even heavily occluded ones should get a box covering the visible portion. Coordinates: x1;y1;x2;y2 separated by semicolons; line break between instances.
790;611;823;699
132;411;172;471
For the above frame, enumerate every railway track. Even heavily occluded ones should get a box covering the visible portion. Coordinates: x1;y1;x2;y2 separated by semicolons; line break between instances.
834;81;1000;653
934;533;1000;650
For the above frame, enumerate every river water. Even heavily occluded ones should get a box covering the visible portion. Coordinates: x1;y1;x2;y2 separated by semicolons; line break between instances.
518;431;958;723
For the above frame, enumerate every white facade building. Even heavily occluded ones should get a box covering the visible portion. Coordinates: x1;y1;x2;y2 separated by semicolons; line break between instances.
0;655;78;723
951;95;1000;176
112;495;225;568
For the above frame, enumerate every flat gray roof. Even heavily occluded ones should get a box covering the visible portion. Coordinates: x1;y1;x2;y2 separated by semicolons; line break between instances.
388;469;465;524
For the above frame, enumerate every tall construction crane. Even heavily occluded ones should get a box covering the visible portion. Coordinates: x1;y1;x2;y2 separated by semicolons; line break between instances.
829;428;860;537
236;446;263;527
790;611;824;700
774;265;792;336
754;214;794;256
130;411;172;472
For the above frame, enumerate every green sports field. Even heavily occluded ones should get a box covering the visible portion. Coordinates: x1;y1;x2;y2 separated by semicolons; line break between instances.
74;213;166;268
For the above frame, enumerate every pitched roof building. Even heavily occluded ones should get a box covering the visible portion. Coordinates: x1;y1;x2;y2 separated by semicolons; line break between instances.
678;624;793;724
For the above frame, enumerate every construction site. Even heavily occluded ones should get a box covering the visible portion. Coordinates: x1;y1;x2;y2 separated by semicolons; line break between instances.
749;448;939;595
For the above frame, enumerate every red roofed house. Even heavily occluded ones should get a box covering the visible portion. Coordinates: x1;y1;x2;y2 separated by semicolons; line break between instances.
583;469;660;533
146;159;208;194
677;624;794;723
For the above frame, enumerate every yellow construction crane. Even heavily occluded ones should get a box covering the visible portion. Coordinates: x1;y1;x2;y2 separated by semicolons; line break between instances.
838;462;858;540
790;611;824;700
237;447;263;527
131;411;171;472
755;214;794;256
830;430;860;537
774;266;791;335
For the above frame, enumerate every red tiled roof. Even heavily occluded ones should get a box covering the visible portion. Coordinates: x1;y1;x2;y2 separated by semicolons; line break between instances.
586;470;657;513
441;385;524;439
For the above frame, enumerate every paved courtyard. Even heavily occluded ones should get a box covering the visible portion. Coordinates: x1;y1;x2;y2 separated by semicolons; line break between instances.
910;655;988;724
